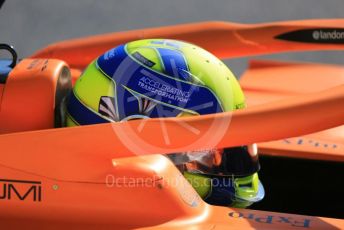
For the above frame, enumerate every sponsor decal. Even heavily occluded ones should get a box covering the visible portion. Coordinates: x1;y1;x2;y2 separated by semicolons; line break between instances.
26;59;49;71
41;59;49;71
138;76;191;104
229;212;311;228
275;28;344;44
132;52;155;67
282;138;338;149
27;59;42;70
0;179;42;202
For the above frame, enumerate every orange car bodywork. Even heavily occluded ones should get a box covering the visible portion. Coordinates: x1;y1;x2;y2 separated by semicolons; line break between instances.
32;19;344;70
0;154;343;230
0;59;69;133
0;19;344;228
240;60;344;162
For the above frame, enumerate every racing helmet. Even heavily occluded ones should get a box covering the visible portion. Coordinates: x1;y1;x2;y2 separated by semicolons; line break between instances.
65;39;264;207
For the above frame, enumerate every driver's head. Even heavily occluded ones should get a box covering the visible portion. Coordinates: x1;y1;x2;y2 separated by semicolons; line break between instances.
65;39;264;207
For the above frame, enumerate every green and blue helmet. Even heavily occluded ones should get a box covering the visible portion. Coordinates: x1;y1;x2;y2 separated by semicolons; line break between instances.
66;39;264;207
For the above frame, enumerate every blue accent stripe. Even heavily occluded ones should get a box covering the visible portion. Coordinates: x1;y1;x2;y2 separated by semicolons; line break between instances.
67;91;109;125
157;48;190;81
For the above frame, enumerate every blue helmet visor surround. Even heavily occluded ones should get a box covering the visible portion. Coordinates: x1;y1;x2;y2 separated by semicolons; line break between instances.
67;44;224;125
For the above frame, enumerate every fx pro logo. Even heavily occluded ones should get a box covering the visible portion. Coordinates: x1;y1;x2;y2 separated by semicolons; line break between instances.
0;179;42;202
